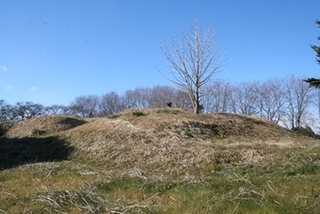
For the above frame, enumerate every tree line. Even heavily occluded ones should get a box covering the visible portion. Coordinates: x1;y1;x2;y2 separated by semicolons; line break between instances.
1;20;319;132
1;75;319;130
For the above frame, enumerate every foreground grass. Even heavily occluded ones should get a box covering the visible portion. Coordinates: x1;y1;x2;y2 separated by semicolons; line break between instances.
1;138;320;213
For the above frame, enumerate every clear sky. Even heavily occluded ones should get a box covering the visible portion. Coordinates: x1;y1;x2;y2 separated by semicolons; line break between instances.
0;0;319;106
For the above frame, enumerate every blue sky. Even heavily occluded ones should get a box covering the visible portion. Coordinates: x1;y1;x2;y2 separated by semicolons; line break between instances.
0;0;319;106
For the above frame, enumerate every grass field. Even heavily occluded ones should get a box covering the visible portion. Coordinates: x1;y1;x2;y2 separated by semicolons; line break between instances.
1;108;320;213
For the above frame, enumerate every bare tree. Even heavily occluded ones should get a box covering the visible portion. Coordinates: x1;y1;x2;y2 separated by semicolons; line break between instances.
284;75;314;129
230;82;260;115
174;89;193;110
70;95;99;117
161;20;224;114
256;79;286;124
99;91;126;115
11;102;45;119
45;105;68;115
149;85;176;108
0;100;12;122
123;86;192;111
26;102;45;118
202;80;232;113
13;102;28;120
124;87;151;109
314;90;320;120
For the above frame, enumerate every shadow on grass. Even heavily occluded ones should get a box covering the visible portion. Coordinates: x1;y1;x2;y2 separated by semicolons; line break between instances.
0;136;74;169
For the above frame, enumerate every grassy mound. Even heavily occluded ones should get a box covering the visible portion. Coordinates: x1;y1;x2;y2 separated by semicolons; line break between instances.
2;108;320;213
61;108;294;170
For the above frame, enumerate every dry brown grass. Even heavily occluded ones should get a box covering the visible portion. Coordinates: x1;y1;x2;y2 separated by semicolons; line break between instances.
116;108;293;138
3;108;300;173
54;108;297;173
5;115;86;138
3;108;320;213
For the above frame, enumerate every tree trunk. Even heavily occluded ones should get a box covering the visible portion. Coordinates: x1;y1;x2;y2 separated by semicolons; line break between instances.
194;88;200;114
194;100;200;114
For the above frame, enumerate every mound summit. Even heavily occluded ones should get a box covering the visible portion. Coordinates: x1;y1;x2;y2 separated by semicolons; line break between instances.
6;108;292;139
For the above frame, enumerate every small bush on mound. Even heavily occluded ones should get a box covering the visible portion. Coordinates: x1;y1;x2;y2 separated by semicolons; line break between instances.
292;126;316;138
132;110;145;117
31;129;47;136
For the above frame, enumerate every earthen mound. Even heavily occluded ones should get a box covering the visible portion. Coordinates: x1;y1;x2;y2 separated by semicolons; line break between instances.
62;108;294;168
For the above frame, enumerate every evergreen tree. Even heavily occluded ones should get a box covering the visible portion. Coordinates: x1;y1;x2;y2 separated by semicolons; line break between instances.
305;20;320;88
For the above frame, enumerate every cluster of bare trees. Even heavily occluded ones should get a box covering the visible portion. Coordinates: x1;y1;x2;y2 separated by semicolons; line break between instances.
202;75;316;129
69;86;192;117
0;101;71;123
0;86;190;123
0;101;44;122
1;75;318;130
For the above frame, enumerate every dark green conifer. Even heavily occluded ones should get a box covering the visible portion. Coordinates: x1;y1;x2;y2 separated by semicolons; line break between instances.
305;20;320;88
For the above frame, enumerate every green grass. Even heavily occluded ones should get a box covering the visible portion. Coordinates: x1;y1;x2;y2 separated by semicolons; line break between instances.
1;136;320;213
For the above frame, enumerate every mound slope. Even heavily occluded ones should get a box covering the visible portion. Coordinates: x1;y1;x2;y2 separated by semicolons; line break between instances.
5;108;295;169
61;108;294;169
5;116;86;138
116;108;293;138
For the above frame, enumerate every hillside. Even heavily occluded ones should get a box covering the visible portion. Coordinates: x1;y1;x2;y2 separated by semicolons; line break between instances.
2;108;320;213
4;108;295;170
